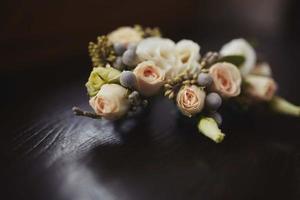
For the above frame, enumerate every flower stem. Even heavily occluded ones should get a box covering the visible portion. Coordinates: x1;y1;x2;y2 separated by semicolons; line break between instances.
198;117;225;143
270;96;300;117
72;106;102;119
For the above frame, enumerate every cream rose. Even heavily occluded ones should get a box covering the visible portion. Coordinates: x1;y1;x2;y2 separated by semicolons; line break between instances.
108;27;142;45
175;39;201;74
209;62;242;98
133;61;165;96
244;75;277;101
89;84;129;120
176;85;206;117
220;38;256;76
136;37;177;78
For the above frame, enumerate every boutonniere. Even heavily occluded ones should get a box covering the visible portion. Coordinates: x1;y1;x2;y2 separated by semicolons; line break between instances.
73;25;300;143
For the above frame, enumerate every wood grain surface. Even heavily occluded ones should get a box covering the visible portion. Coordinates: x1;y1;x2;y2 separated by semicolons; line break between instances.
1;69;300;200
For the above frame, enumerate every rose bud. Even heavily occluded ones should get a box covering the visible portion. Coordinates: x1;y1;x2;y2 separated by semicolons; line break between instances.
244;75;277;101
176;85;206;117
133;61;165;96
250;62;272;77
108;27;142;45
89;84;129;120
209;62;242;98
198;117;225;143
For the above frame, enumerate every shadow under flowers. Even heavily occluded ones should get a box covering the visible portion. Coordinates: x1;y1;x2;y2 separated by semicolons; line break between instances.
79;97;299;200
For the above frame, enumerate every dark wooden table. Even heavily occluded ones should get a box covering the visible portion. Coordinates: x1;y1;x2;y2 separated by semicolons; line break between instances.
1;38;300;200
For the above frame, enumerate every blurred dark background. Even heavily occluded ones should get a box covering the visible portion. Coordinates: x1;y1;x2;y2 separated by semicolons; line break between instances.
1;0;300;112
1;0;300;200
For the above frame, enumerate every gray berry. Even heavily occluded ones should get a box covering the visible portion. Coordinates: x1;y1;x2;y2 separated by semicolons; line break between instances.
113;43;127;56
128;43;137;51
197;73;213;87
122;49;138;67
128;91;141;105
208;112;223;126
120;71;137;89
205;92;222;111
114;57;125;70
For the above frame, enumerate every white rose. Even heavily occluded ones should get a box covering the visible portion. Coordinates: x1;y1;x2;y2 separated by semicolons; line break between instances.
136;37;177;78
175;39;201;75
244;75;277;101
108;27;142;45
220;38;256;76
89;84;129;120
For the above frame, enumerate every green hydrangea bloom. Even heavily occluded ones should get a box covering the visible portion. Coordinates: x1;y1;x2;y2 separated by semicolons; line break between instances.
86;66;121;97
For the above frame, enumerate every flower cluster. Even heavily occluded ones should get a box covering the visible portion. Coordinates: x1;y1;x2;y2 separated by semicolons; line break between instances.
73;26;300;143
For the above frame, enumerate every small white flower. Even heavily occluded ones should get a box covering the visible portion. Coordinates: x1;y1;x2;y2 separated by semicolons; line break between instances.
220;38;256;76
136;37;177;78
136;37;201;78
175;39;201;75
108;27;142;45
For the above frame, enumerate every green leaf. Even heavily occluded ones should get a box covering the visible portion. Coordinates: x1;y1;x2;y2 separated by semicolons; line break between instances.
270;96;300;117
218;55;245;67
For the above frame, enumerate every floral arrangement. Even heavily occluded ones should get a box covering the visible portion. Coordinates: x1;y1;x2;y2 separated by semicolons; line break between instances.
73;25;300;143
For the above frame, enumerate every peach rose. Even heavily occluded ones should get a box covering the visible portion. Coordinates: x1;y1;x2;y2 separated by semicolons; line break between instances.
176;85;206;117
89;84;129;120
220;38;256;76
209;62;242;98
133;61;165;96
244;75;277;101
108;27;142;45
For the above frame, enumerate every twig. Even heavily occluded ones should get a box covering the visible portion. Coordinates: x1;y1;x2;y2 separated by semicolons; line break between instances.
72;106;102;119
